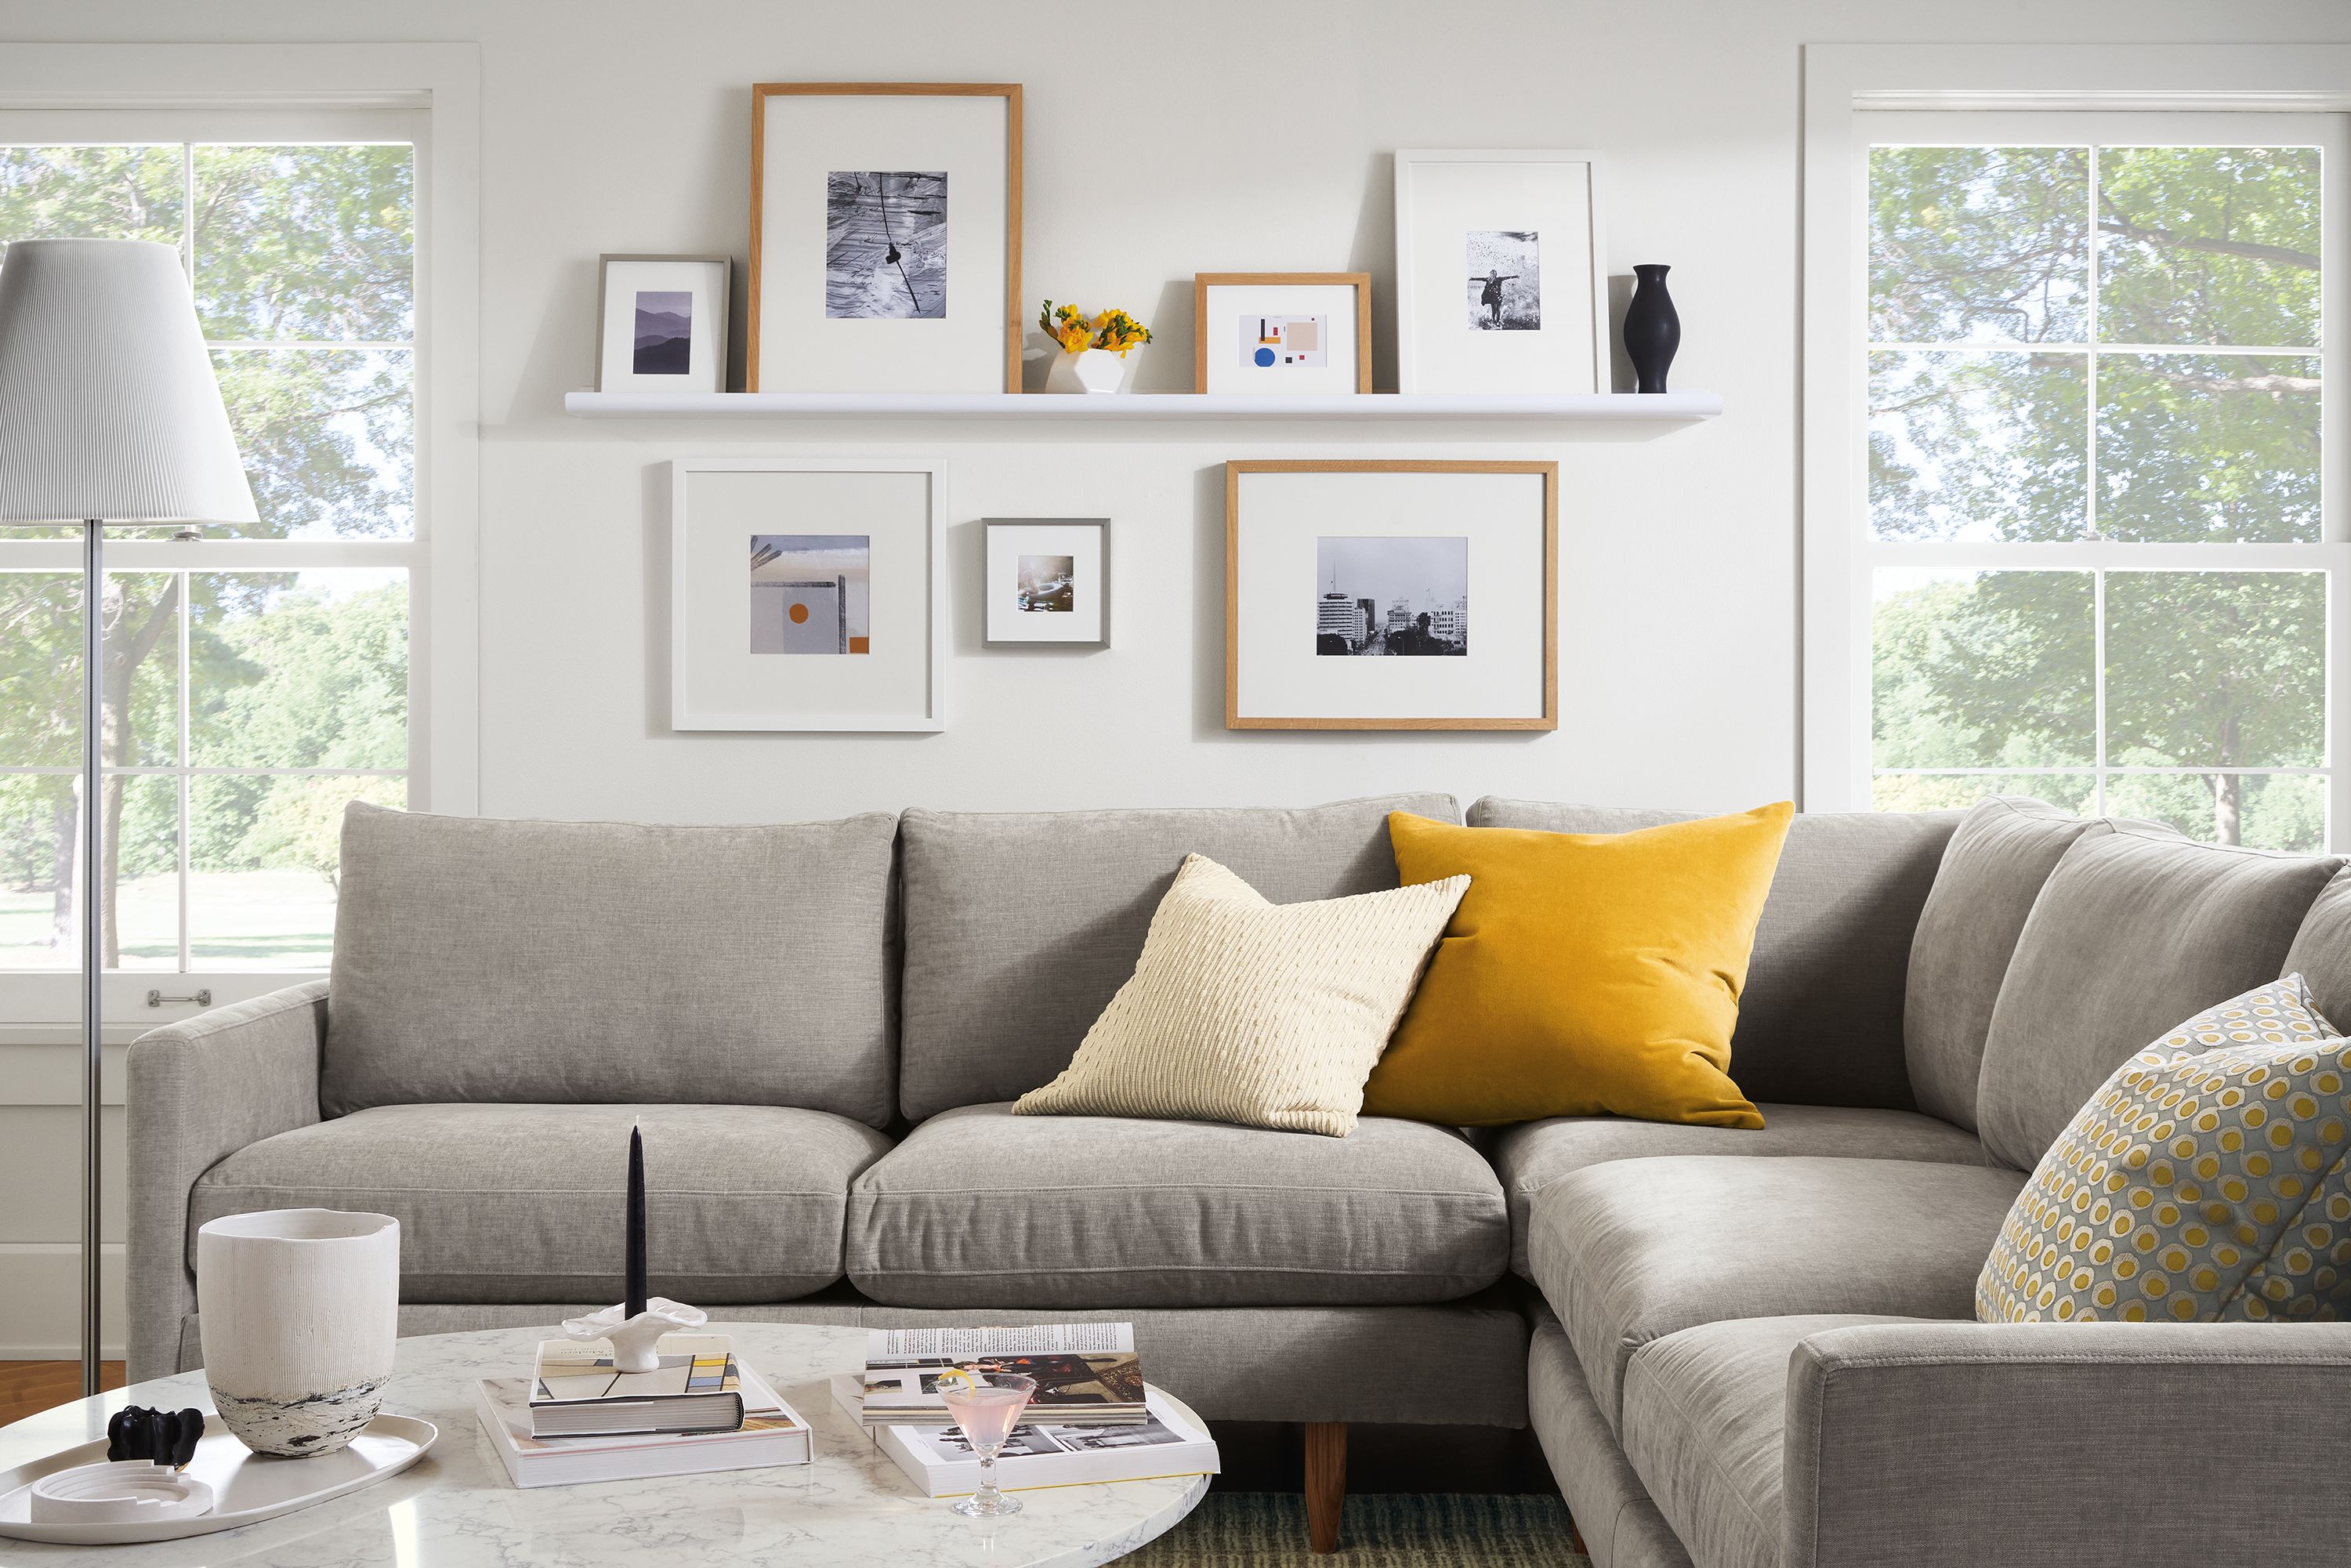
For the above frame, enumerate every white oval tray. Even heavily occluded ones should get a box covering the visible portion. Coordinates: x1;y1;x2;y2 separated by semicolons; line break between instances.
0;1413;437;1544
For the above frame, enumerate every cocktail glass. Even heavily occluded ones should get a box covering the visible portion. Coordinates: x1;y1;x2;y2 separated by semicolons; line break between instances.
941;1371;1037;1518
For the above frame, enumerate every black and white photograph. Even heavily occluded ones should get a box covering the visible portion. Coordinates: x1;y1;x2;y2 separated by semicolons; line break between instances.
1051;1418;1183;1453
1315;535;1469;657
632;289;693;375
924;1424;1067;1461
1467;230;1541;330
1017;554;1074;613
826;170;947;320
749;534;871;655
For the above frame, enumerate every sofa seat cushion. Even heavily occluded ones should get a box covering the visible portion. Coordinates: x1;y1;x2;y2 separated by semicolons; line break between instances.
1494;1106;1994;1276
846;1103;1508;1307
1621;1313;1927;1568
1527;1155;2026;1432
190;1103;891;1304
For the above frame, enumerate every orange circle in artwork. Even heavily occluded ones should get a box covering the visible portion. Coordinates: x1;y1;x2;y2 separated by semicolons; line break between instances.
788;602;810;624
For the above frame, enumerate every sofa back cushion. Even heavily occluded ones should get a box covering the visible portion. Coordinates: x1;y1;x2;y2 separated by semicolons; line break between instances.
2280;865;2351;1025
1904;798;2114;1131
896;794;1455;1121
324;803;901;1126
1466;799;1960;1109
1974;826;2341;1171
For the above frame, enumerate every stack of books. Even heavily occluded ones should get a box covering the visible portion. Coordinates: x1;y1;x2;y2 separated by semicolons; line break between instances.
839;1324;1219;1497
474;1333;813;1488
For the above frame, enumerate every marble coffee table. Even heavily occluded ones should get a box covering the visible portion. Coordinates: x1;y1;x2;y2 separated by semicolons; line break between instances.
0;1324;1210;1566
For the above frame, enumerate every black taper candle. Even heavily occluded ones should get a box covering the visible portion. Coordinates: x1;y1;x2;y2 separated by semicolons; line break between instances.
624;1121;647;1318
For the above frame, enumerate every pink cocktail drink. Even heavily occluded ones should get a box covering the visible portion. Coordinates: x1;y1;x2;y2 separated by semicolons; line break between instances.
940;1371;1036;1518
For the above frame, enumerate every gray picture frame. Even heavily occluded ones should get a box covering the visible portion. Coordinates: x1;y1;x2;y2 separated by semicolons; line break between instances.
596;253;733;392
982;518;1110;649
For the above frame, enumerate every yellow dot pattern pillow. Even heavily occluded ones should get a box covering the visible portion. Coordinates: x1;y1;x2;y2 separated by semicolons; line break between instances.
1977;975;2351;1324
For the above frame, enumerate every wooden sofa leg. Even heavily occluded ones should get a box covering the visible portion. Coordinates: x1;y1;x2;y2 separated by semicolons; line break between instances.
1305;1421;1346;1555
1569;1513;1588;1557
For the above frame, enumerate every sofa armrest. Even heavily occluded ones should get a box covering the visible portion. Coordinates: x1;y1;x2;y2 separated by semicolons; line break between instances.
125;980;328;1380
1784;1319;2351;1568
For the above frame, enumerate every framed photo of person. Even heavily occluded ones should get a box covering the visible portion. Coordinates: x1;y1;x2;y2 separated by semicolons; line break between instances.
748;82;1023;393
1193;273;1372;395
984;518;1109;647
1225;459;1556;731
670;456;946;730
1392;150;1607;393
596;255;731;393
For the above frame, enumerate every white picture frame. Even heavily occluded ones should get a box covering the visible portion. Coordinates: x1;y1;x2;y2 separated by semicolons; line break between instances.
1226;460;1557;731
748;83;1022;393
670;456;945;730
1393;149;1607;394
596;255;731;393
984;519;1109;646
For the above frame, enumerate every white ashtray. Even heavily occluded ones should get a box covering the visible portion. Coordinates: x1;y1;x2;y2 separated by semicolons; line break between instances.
0;1412;436;1544
30;1461;214;1523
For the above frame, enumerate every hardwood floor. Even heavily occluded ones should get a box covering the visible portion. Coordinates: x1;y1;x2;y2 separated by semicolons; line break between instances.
0;1361;124;1427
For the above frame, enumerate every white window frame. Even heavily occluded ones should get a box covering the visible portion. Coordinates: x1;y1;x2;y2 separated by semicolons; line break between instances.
0;43;479;1029
1803;45;2351;849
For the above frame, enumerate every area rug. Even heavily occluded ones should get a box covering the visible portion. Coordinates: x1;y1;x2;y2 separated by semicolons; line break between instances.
1123;1493;1590;1566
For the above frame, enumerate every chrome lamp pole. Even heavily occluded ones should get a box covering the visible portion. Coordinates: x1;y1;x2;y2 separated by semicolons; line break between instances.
0;239;257;1395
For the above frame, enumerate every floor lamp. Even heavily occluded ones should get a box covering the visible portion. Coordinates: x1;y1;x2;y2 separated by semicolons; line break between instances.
0;239;258;1396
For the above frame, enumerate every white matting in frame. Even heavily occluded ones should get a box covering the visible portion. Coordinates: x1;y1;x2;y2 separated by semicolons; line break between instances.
984;519;1108;646
749;84;1020;393
1393;150;1606;394
671;457;945;730
597;255;730;393
1226;462;1556;731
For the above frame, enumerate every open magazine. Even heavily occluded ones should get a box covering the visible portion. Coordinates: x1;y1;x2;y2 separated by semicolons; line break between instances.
858;1324;1147;1427
831;1374;1217;1497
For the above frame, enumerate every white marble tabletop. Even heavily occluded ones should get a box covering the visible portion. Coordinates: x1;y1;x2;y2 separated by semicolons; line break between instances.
0;1324;1209;1567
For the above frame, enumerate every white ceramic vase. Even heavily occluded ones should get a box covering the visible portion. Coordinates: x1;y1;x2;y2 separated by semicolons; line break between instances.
196;1209;400;1458
1045;347;1131;394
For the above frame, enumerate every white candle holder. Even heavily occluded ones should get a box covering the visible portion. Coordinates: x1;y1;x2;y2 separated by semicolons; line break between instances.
559;1298;707;1374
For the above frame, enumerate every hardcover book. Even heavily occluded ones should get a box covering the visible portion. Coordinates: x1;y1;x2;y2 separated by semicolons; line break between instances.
528;1333;748;1438
858;1324;1148;1427
831;1374;1216;1497
480;1363;810;1488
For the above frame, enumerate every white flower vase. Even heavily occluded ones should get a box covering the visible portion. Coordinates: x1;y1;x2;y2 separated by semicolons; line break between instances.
197;1209;400;1458
1045;347;1132;394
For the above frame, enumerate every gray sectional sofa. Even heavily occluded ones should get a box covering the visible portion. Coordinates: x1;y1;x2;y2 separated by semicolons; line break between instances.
126;793;2351;1566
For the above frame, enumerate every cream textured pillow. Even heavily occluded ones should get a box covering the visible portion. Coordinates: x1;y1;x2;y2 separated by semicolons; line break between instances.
1012;854;1469;1137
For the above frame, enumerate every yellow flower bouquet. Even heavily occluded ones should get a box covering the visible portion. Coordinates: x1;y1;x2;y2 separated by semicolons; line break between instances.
1039;301;1153;357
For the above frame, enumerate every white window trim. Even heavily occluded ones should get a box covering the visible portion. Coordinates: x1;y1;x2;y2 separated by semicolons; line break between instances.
1802;44;2351;848
0;42;479;1019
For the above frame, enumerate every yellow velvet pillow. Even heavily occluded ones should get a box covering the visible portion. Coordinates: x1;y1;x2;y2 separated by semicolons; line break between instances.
1360;803;1793;1128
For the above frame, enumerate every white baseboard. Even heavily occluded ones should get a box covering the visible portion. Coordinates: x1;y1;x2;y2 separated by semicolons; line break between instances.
0;1243;126;1360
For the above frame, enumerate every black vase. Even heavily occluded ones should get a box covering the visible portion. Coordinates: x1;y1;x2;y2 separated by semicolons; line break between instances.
1623;264;1680;394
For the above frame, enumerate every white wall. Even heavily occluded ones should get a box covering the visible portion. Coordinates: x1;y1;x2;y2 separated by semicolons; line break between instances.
8;0;2351;827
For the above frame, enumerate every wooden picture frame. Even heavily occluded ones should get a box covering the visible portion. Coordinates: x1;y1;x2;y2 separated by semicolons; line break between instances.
1225;459;1557;731
748;82;1023;393
1193;272;1373;394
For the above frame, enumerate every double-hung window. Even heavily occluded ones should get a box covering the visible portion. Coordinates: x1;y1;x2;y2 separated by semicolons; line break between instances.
1809;73;2350;849
0;110;423;980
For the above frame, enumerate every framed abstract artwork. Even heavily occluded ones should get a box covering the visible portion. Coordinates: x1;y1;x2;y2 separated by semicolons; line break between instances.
1392;150;1607;393
1225;459;1557;731
1192;273;1372;395
748;82;1023;393
670;456;945;730
983;518;1108;647
596;255;731;393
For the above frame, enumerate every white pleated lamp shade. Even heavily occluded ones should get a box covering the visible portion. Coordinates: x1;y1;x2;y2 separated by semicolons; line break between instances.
0;237;258;525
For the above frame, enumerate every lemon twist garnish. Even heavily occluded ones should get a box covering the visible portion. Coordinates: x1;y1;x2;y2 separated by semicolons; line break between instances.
933;1365;980;1396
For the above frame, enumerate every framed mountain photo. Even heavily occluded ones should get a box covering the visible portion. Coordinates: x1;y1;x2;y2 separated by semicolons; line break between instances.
596;255;731;393
748;83;1023;393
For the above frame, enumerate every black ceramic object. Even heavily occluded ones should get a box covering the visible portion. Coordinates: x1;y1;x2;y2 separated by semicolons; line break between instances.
107;1405;205;1468
1623;264;1680;394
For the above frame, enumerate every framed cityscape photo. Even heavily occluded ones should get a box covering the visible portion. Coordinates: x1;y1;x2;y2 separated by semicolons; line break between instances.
596;255;730;393
984;518;1108;647
1393;150;1606;393
748;83;1023;393
670;456;945;730
1193;273;1372;395
1225;460;1556;731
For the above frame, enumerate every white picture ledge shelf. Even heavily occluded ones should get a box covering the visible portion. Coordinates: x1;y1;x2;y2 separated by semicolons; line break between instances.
563;389;1722;422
